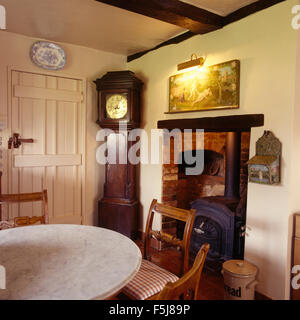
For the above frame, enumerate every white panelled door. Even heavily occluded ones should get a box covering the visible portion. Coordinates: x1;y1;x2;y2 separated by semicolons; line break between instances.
5;70;85;224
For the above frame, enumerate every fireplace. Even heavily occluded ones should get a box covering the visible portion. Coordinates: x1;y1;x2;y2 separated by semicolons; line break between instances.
158;114;264;269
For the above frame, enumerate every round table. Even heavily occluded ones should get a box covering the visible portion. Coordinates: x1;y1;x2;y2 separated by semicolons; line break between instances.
0;224;141;300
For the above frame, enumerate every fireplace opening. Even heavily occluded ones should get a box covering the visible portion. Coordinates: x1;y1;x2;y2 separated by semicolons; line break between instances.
178;149;224;177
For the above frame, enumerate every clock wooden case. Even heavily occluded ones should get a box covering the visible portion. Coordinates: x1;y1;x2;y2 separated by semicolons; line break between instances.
94;71;143;239
95;71;143;130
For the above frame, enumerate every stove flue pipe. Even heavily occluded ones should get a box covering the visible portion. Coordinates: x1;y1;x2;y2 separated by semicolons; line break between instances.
225;132;241;199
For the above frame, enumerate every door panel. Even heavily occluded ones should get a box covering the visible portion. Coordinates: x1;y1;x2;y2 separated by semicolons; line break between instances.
5;70;84;224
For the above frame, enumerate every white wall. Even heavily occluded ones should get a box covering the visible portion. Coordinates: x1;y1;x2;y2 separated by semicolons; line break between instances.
127;0;298;299
0;30;126;226
290;2;300;299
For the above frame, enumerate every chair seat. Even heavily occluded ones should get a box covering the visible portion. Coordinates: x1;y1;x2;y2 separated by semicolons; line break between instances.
0;220;14;230
123;259;179;300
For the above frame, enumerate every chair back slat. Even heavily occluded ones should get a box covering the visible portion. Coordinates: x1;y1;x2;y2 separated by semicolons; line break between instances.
0;190;48;227
0;192;44;203
149;230;183;248
144;199;196;276
14;216;45;226
154;203;192;222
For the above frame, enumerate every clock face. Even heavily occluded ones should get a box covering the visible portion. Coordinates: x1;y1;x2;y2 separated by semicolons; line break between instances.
105;94;128;119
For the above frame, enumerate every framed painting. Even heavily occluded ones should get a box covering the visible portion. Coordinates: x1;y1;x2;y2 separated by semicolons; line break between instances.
168;59;240;113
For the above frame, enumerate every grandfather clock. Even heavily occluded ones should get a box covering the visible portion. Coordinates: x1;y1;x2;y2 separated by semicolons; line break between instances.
94;71;143;239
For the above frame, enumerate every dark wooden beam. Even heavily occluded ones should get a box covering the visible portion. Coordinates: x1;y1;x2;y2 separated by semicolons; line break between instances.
95;0;223;34
223;0;286;26
157;114;264;132
126;0;286;62
127;31;196;63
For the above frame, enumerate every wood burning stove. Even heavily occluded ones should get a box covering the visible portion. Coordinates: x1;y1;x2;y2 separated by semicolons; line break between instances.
190;199;235;261
190;199;244;264
188;132;246;268
175;132;246;268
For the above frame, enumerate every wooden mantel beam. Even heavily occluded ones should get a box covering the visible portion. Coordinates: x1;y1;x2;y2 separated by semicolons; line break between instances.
157;114;264;132
95;0;224;34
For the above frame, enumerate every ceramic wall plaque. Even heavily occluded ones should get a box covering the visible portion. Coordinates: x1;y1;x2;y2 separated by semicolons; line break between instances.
30;41;66;70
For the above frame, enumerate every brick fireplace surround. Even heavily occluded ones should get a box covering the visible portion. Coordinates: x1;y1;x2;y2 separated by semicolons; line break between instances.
155;114;264;251
162;131;250;210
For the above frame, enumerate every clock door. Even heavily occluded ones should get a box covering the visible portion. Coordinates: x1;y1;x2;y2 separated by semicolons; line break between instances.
100;132;139;239
104;133;128;199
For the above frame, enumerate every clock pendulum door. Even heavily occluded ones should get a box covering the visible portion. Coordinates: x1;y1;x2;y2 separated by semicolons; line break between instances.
94;71;143;239
99;133;139;239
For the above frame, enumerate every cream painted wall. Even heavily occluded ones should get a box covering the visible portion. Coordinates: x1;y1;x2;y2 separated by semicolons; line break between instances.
0;30;126;226
290;2;300;299
128;1;298;299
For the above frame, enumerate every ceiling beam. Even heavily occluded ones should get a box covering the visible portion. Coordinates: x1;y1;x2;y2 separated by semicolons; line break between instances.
95;0;224;34
127;31;196;62
126;0;287;62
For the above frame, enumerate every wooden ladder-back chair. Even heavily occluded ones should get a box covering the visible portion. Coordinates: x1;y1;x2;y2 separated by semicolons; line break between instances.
0;190;49;229
122;199;196;300
156;243;210;300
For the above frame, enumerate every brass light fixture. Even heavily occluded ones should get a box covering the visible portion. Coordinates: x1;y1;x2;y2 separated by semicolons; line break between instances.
177;53;206;71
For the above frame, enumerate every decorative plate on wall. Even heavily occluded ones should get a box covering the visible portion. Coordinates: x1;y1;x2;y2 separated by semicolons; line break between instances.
30;41;66;70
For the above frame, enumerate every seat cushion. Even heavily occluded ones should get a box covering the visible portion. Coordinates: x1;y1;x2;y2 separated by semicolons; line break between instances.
0;220;14;230
123;259;179;300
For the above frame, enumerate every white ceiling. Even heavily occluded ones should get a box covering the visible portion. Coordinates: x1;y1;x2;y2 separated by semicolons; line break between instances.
180;0;258;16
0;0;260;56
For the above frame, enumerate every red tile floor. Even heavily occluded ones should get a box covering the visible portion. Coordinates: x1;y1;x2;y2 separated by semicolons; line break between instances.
116;240;267;300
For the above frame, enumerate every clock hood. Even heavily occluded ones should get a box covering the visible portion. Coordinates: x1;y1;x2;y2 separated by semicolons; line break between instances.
94;70;143;90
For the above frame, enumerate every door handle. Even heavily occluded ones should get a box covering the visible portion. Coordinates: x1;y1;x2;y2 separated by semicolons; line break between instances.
8;133;34;149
